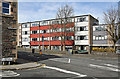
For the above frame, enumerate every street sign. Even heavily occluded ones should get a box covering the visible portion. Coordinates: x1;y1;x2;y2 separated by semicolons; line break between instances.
2;58;13;61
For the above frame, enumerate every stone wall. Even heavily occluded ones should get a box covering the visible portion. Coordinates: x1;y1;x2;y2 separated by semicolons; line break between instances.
1;1;18;60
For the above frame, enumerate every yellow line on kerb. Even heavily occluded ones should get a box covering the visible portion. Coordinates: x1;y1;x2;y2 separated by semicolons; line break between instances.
26;64;46;70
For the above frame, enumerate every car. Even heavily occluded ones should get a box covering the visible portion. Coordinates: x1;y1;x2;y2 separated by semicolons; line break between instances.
72;50;88;54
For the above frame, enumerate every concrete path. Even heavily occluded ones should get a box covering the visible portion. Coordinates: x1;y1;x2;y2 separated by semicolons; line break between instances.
0;62;44;70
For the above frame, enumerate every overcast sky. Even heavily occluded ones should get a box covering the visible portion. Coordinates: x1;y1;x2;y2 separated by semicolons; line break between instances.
18;1;119;24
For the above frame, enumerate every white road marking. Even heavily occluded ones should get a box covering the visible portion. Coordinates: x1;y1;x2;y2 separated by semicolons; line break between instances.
1;71;20;77
68;58;71;63
44;66;87;77
104;64;118;68
91;59;102;61
90;64;120;72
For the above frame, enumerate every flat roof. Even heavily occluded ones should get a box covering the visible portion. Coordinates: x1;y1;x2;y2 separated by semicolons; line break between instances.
19;14;98;24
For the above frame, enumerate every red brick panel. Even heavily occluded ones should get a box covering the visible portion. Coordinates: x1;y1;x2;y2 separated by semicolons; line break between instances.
30;26;39;31
50;23;74;29
40;40;74;45
64;40;74;45
40;41;49;45
31;41;39;45
40;25;49;30
40;33;49;37
30;34;39;38
50;32;74;37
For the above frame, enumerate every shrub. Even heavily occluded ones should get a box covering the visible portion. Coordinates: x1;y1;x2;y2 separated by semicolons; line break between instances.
92;47;115;53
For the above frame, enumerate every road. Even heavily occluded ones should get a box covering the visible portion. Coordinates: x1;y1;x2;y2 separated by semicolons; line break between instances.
2;51;119;79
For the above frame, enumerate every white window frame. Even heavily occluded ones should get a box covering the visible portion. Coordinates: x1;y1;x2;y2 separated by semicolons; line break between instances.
2;2;11;15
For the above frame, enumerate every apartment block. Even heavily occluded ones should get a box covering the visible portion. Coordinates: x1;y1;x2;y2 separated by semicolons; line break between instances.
93;24;120;47
18;15;98;51
93;24;108;47
21;23;30;48
75;15;98;50
1;0;18;62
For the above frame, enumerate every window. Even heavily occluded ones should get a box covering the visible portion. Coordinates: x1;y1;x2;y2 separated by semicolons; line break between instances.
52;20;60;25
22;24;30;28
105;36;107;40
52;29;60;32
32;30;37;34
41;21;48;25
52;37;59;41
66;28;72;32
77;27;80;31
2;2;10;14
95;26;105;31
25;24;27;28
32;38;37;41
96;37;99;40
77;26;87;31
93;36;95;40
25;31;27;35
65;36;72;40
80;27;85;31
77;17;86;22
77;36;88;40
23;38;28;42
41;30;49;33
95;35;106;40
31;23;39;27
44;37;48;41
67;18;73;23
22;31;28;35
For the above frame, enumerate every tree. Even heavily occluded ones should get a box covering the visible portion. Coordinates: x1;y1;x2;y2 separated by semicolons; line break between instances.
54;4;74;51
103;6;120;52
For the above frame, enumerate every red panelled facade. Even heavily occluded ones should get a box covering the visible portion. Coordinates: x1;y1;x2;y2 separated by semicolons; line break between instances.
30;23;75;47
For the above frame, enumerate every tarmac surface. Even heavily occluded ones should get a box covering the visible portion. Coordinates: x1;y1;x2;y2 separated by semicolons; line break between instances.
1;51;120;79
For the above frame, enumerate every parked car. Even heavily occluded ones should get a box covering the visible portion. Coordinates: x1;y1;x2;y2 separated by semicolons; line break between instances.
72;50;88;54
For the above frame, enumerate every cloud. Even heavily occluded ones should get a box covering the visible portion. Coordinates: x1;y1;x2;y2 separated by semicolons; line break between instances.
18;0;120;2
18;2;118;24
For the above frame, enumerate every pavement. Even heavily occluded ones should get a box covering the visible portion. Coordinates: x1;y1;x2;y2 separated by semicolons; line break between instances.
0;62;45;70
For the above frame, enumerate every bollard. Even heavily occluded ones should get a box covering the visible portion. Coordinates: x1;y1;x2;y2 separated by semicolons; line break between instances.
3;62;5;65
8;61;10;65
39;49;42;55
32;49;35;54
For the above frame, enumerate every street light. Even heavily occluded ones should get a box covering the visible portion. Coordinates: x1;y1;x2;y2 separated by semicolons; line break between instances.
42;35;44;51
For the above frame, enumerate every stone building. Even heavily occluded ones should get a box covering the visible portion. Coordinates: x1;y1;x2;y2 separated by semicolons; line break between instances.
0;0;18;63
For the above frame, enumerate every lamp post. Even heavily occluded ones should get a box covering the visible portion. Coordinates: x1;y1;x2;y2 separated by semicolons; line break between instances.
42;35;44;51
